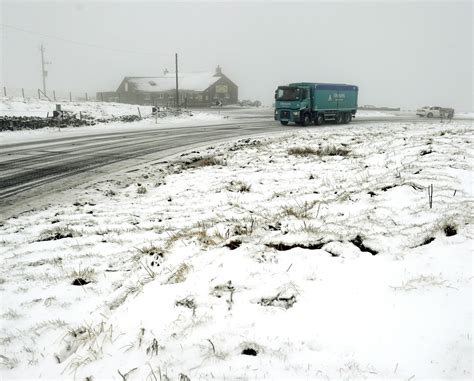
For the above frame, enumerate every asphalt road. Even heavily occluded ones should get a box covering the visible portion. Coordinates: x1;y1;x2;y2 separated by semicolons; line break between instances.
0;113;466;219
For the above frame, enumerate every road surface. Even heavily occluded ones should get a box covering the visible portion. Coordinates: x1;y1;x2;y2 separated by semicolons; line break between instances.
0;112;465;219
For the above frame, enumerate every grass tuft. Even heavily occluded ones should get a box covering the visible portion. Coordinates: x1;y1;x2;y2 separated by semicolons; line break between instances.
288;147;318;156
227;180;251;193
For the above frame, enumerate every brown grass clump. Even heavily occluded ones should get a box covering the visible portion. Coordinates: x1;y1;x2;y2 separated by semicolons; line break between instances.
288;147;318;156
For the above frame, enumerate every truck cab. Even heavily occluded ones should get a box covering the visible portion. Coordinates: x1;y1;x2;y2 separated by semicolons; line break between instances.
274;85;312;126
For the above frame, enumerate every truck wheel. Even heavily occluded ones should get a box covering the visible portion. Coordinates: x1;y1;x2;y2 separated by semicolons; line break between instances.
335;113;343;124
302;113;311;126
316;114;324;125
280;121;288;126
427;112;433;118
343;113;352;124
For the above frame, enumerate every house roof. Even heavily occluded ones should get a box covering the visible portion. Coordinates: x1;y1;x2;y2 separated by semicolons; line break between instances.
126;72;222;93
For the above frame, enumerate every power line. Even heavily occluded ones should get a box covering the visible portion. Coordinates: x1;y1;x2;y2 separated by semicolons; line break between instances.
0;23;165;56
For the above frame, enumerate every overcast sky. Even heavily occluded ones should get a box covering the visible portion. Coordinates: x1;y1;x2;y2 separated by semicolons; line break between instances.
1;0;473;109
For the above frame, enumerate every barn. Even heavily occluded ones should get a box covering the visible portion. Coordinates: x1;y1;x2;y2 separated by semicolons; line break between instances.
98;66;238;107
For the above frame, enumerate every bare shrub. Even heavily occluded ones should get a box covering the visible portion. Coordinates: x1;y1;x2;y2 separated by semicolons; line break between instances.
137;186;147;194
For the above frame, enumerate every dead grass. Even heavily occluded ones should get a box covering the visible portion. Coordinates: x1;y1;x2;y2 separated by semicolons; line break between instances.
1;309;22;320
183;155;226;168
288;145;351;157
167;263;190;284
282;200;317;219
38;226;77;241
288;147;318;156
166;224;218;247
316;145;351;156
70;267;96;285
390;274;454;291
227;180;251;193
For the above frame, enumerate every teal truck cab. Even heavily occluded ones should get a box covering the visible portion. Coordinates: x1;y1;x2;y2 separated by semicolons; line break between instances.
274;82;358;126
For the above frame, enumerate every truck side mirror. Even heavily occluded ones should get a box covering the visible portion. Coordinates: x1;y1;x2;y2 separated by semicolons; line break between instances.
274;92;277;100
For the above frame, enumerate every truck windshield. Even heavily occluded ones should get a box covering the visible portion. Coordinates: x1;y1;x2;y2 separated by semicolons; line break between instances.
276;87;301;101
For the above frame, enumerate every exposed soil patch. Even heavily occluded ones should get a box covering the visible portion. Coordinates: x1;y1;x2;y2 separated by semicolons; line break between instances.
420;237;435;246
225;239;242;250
260;294;296;309
71;278;90;286
265;242;325;251
381;185;396;192
443;224;457;237
350;235;378;255
241;348;258;356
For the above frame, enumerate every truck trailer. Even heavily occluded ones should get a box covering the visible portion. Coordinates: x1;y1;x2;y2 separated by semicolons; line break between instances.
274;82;358;126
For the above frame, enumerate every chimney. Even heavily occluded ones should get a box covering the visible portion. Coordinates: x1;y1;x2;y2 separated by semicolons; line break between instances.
215;65;222;76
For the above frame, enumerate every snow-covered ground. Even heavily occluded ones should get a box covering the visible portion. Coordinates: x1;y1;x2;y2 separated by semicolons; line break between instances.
0;97;160;119
0;118;472;380
0;97;229;144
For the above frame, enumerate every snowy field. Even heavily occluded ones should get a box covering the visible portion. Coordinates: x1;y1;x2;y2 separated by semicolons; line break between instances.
0;97;157;119
0;97;229;143
0;119;473;380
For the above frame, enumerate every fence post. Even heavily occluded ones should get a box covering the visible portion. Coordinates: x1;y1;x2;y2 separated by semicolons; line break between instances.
85;92;88;101
3;87;6;97
22;88;25;98
69;92;72;102
53;90;56;101
38;89;41;99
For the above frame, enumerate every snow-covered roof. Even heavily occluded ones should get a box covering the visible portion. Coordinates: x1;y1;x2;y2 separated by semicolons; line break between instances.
126;72;221;93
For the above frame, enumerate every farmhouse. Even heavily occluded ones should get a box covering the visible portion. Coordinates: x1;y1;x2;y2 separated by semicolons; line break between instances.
98;66;238;107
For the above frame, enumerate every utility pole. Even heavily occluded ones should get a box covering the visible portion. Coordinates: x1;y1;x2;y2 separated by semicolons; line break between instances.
175;53;179;109
39;42;51;95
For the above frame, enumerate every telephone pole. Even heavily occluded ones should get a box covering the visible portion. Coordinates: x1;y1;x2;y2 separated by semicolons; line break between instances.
39;42;51;95
175;53;179;109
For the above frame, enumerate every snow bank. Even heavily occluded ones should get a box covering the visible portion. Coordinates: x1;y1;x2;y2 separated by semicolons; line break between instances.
0;96;154;118
0;120;472;379
0;97;227;144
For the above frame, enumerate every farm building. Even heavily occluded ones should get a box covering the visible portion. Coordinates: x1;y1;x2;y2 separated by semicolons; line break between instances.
97;66;238;107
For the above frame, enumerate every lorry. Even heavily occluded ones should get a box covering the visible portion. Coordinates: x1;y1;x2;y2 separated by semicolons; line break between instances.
274;82;358;126
416;106;454;119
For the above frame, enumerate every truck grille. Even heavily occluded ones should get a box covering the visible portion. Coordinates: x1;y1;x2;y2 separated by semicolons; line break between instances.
280;111;290;119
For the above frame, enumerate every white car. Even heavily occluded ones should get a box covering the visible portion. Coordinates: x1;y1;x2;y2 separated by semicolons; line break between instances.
416;106;454;118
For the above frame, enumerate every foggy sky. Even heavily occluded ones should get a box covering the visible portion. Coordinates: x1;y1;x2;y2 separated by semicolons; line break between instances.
1;0;473;110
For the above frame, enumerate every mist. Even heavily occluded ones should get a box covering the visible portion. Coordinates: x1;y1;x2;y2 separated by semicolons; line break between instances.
1;0;473;110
